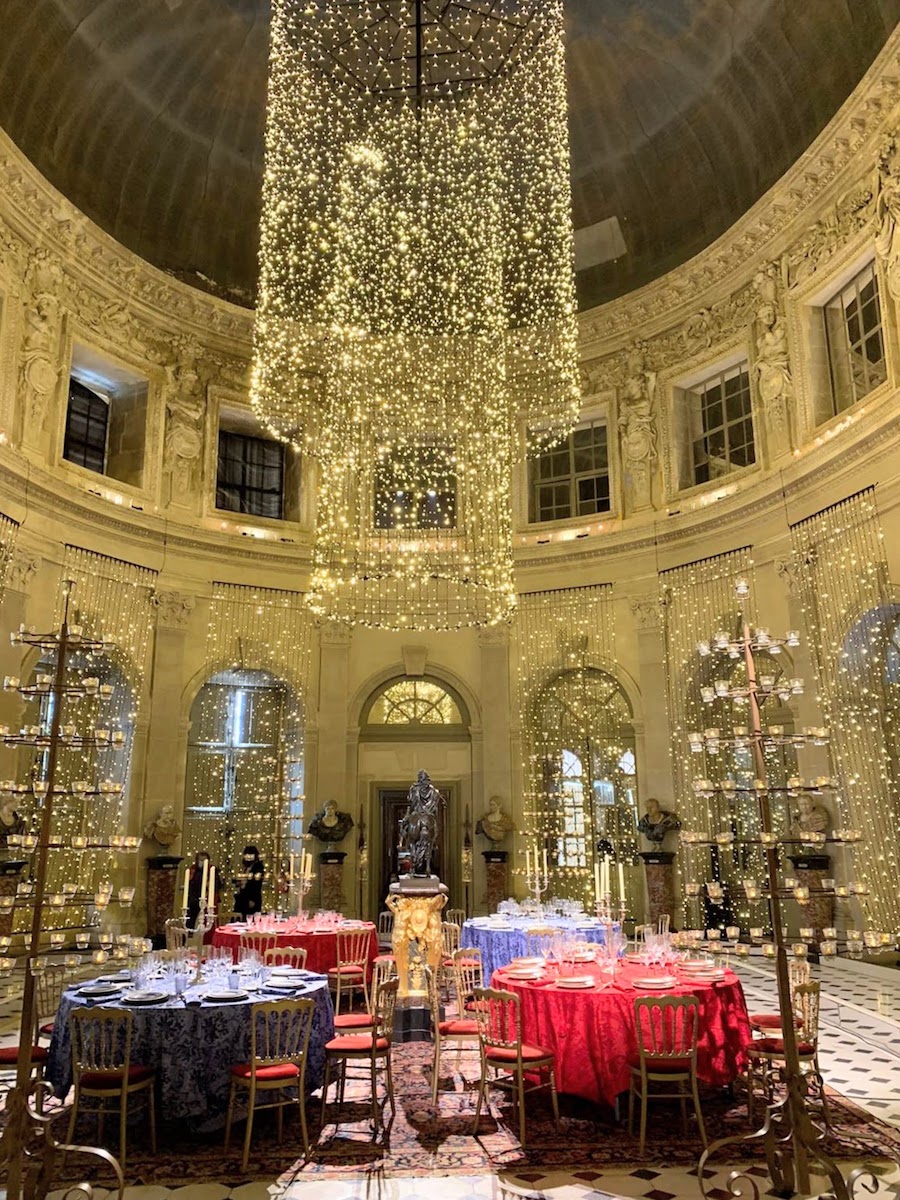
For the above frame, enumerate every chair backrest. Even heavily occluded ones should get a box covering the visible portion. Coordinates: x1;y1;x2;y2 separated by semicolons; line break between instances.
441;921;461;959
165;919;201;952
373;978;399;1042
453;947;483;1007
263;946;308;969
249;998;315;1070
792;981;821;1044
70;1007;132;1078
370;955;397;1012
446;908;466;929
788;957;811;993
35;963;69;1017
336;928;371;968
377;911;394;938
472;986;522;1055
634;995;700;1066
239;933;279;960
657;914;671;936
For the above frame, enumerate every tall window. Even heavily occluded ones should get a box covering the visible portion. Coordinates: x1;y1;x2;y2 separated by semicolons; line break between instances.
529;420;610;523
367;679;463;726
63;379;108;473
688;363;755;485
825;263;887;414
216;430;285;519
374;446;457;531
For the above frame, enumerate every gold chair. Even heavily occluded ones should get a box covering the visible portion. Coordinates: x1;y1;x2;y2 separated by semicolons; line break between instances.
66;1007;156;1170
446;907;466;929
263;946;308;970
454;947;484;1014
224;997;315;1170
439;921;461;999
746;981;829;1125
333;956;397;1033
428;964;479;1102
472;986;558;1148
628;994;706;1156
376;910;394;951
321;978;398;1129
239;932;279;961
36;963;71;1041
327;928;371;1016
748;958;810;1035
165;918;202;952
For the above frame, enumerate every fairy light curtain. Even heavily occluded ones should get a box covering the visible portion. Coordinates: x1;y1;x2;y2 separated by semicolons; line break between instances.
517;585;636;903
0;512;18;597
790;489;900;929
21;548;157;923
182;584;314;901
251;0;579;630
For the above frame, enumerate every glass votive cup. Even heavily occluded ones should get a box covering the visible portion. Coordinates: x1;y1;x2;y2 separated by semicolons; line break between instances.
32;955;48;973
745;886;761;901
92;950;109;965
47;893;65;908
116;934;130;947
94;893;110;909
64;954;81;970
98;933;112;948
792;943;808;958
762;942;776;958
782;877;798;890
0;896;14;913
706;928;721;940
726;926;740;941
850;881;869;896
823;927;838;940
736;943;751;957
71;836;88;850
118;887;135;905
0;937;11;952
822;878;836;890
799;927;815;940
124;836;140;851
834;885;850;898
847;938;864;957
793;886;810;904
749;927;764;940
716;832;734;846
0;957;14;974
685;882;700;897
863;931;880;948
21;835;37;851
759;832;778;847
62;882;78;896
49;931;65;947
820;940;838;956
113;947;128;961
75;933;90;950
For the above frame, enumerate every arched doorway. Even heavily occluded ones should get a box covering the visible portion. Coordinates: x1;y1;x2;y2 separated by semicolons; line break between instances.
359;675;471;917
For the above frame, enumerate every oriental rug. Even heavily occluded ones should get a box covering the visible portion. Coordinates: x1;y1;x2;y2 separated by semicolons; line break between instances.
41;1043;900;1189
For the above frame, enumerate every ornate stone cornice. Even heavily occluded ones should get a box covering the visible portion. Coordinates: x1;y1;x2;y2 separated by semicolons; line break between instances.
4;550;40;593
151;590;196;629
629;594;661;630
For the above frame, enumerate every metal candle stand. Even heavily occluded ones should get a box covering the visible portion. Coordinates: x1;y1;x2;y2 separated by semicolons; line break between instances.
685;579;894;1200
0;586;140;1200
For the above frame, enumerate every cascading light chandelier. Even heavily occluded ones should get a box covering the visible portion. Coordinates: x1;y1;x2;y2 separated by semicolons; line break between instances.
251;0;580;629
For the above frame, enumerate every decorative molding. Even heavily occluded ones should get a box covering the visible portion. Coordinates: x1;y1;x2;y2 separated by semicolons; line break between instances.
775;558;799;593
4;551;40;593
629;594;661;630
319;622;352;647
151;590;196;629
401;644;428;676
477;625;510;647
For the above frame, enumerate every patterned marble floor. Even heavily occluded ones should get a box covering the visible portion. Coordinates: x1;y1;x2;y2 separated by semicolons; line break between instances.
4;955;899;1200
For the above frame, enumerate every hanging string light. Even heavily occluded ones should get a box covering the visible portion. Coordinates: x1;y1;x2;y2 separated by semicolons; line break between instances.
251;0;580;629
790;488;900;930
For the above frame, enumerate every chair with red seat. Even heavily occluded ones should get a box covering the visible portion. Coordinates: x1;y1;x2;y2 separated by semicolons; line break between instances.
453;946;483;1016
471;985;559;1148
263;945;308;970
327;928;372;1016
36;963;70;1042
332;955;395;1032
427;963;479;1102
746;981;829;1125
748;958;809;1036
628;994;706;1156
66;1007;156;1170
224;996;315;1169
321;977;398;1130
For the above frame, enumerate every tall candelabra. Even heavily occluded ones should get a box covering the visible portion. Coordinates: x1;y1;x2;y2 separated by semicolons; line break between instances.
523;843;549;911
290;850;314;918
683;579;885;1200
0;586;138;1200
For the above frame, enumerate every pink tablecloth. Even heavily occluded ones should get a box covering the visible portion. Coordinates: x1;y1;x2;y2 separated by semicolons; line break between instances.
213;922;378;975
492;960;752;1108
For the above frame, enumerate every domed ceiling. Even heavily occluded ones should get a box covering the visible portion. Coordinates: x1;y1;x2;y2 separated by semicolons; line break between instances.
0;0;898;311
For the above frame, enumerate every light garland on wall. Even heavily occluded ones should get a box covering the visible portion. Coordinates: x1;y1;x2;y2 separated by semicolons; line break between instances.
181;584;314;909
789;488;900;930
516;585;640;907
0;512;18;597
251;0;580;629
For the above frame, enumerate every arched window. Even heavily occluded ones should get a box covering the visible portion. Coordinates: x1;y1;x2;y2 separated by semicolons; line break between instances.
364;678;467;729
533;667;637;878
183;669;304;895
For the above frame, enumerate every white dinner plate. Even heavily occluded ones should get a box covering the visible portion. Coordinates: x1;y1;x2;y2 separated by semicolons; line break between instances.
79;983;121;998
270;966;305;975
556;976;595;989
203;989;248;1003
265;981;302;991
510;956;544;967
98;972;131;983
565;951;596;962
505;968;543;979
681;969;726;982
632;976;677;989
121;990;168;1005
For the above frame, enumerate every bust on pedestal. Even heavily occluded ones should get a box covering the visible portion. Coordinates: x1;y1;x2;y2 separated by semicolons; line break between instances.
637;798;681;928
476;795;515;912
308;801;354;912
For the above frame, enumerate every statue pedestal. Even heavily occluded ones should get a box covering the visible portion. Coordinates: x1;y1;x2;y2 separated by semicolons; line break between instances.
481;850;508;913
788;853;834;942
640;851;676;929
146;855;182;944
386;877;448;1010
319;851;346;913
0;861;26;938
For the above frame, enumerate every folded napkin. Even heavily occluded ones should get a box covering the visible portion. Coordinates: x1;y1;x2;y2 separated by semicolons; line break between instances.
527;977;555;988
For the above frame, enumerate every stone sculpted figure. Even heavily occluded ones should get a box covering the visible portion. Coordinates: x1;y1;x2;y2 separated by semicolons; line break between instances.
753;265;794;445
637;797;681;845
398;769;444;877
876;132;900;301
476;795;515;845
791;793;830;841
143;803;181;849
308;799;354;845
618;342;658;510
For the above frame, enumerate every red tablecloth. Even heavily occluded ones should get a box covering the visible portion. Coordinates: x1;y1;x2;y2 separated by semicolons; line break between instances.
492;961;752;1108
212;922;378;975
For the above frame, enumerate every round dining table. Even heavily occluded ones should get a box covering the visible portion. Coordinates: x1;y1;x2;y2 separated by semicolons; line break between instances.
212;920;379;974
461;916;615;980
46;971;334;1132
491;960;752;1108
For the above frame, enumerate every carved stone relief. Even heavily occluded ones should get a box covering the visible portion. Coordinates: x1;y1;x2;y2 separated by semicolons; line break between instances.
752;261;794;449
151;590;196;629
4;552;40;594
19;248;62;437
617;341;658;511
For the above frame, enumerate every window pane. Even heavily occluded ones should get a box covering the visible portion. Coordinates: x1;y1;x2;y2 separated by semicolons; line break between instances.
217;430;285;519
530;420;610;524
63;379;108;474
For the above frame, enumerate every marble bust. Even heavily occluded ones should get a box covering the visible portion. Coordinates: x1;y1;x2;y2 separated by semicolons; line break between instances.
476;795;515;844
308;799;354;845
637;797;681;845
143;803;181;848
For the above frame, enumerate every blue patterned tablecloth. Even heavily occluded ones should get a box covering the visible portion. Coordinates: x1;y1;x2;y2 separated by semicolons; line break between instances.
460;918;616;979
47;971;334;1131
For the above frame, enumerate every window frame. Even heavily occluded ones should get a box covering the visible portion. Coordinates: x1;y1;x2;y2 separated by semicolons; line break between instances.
216;428;286;521
686;361;756;487
62;378;110;475
823;261;888;417
528;418;612;526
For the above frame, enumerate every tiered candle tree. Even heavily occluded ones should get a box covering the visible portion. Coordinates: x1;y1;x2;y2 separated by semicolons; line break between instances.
682;578;877;1200
0;586;140;1198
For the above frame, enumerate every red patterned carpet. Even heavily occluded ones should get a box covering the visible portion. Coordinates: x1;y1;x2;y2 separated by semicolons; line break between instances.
41;1042;900;1189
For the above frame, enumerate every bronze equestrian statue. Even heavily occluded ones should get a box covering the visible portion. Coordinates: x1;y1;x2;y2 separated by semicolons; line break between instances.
398;769;444;877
